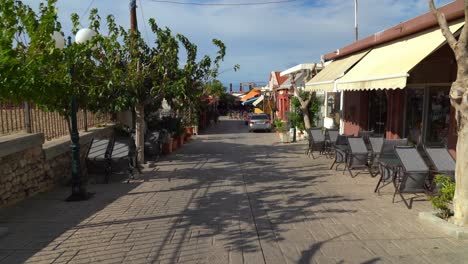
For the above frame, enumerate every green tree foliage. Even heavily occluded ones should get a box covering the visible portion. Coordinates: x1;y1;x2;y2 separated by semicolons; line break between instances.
1;0;236;162
290;91;321;128
0;0;66;107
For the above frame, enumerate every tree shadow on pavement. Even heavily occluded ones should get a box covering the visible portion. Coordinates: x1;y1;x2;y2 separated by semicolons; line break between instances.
143;138;363;263
0;118;360;263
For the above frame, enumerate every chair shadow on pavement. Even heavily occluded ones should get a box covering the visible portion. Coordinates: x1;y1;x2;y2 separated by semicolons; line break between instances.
0;121;365;263
141;139;364;263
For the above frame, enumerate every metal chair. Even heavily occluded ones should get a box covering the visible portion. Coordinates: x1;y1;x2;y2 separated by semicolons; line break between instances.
424;146;456;179
393;146;430;209
345;137;370;177
144;130;163;161
368;136;384;177
381;138;408;157
86;137;114;183
324;129;339;157
330;134;351;170
374;138;408;191
358;130;374;148
305;128;326;159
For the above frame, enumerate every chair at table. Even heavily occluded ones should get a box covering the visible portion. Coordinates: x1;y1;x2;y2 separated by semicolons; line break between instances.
393;146;430;209
368;136;384;177
345;137;370;178
305;128;326;159
374;138;408;192
324;129;339;157
358;130;374;149
330;134;351;170
424;146;456;179
380;138;408;157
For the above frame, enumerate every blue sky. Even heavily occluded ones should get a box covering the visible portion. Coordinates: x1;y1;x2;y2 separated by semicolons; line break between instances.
25;0;453;90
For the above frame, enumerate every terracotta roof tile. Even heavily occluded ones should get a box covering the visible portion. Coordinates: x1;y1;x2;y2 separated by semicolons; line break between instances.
275;71;289;86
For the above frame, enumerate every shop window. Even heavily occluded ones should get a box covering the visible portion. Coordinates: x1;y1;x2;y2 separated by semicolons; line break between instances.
326;92;341;125
368;90;387;135
405;89;424;145
426;87;451;145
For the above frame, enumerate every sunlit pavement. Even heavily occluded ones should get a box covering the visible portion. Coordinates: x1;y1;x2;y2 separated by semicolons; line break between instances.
0;116;467;264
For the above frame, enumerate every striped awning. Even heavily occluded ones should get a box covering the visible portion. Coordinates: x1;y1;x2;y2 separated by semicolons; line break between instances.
241;96;259;106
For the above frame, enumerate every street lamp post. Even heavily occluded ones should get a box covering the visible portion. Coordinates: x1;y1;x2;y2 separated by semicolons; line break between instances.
53;28;97;201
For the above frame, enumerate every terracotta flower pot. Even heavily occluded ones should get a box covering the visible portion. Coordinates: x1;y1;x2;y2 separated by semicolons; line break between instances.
177;134;184;147
185;127;193;135
162;138;173;155
172;137;178;151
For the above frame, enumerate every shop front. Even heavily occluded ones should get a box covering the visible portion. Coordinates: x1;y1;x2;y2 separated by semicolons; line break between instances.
304;50;370;131
336;20;462;157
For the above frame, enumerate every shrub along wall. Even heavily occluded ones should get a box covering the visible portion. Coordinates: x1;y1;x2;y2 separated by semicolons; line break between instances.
0;126;114;207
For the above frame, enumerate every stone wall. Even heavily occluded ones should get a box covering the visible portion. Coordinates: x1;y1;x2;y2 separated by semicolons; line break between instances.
0;139;46;206
0;126;114;207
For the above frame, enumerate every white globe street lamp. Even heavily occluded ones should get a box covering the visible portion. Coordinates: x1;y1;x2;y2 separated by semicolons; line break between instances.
52;28;98;201
52;31;65;49
75;28;97;44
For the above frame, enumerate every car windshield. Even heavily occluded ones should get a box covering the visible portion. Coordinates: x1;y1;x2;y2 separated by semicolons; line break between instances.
251;115;269;120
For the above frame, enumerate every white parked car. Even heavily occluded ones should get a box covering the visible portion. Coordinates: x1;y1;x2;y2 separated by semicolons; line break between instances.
248;114;271;132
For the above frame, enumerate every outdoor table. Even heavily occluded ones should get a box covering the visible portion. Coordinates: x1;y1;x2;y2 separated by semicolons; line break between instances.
374;155;402;193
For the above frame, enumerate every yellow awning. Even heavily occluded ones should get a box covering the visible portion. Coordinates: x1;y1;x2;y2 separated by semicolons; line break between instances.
305;50;370;92
254;108;264;114
336;20;464;91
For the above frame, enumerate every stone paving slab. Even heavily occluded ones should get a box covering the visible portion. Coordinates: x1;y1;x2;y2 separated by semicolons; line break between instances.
0;117;467;263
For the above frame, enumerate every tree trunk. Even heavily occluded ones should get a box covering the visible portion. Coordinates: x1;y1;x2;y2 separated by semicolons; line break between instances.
301;103;312;130
453;113;468;226
135;104;145;164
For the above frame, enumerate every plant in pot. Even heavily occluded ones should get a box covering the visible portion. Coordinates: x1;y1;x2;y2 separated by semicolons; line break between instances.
175;118;185;147
274;118;289;143
160;116;178;153
190;115;199;136
429;174;455;220
297;122;305;141
160;129;173;155
182;115;193;141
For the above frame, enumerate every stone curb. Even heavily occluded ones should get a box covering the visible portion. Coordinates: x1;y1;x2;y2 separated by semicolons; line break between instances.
419;211;468;239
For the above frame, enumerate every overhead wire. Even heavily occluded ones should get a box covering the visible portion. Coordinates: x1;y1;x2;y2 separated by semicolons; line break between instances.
78;0;97;26
147;0;300;6
139;0;151;43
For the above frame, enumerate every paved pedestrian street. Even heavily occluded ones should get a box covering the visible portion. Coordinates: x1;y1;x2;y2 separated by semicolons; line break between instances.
0;118;467;264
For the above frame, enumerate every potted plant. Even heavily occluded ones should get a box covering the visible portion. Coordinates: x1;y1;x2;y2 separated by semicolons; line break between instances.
274;118;289;143
191;116;199;135
161;130;173;155
429;174;455;220
297;122;305;141
175;118;185;147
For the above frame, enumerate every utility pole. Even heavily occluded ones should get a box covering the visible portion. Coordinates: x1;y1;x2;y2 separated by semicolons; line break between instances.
354;0;358;41
130;0;138;34
130;0;145;165
130;0;138;131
